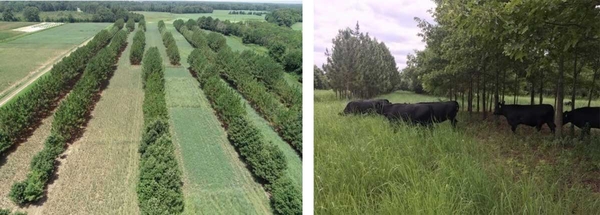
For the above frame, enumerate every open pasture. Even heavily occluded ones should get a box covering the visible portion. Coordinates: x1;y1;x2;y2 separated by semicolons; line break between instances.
315;90;600;214
0;23;109;98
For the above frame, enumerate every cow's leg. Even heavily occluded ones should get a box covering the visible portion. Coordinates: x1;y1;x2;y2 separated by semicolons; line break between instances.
547;121;556;134
451;118;458;128
535;124;542;132
510;124;518;134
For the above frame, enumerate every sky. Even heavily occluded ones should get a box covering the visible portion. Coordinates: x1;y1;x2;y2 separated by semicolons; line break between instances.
314;0;436;71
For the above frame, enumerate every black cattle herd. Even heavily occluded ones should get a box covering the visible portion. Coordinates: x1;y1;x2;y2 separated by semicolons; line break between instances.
341;99;600;136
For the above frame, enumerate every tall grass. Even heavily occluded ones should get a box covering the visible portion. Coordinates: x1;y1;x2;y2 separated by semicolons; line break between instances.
315;90;600;214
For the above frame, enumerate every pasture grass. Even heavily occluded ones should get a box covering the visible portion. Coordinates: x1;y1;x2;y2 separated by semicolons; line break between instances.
160;24;272;214
134;10;266;23
291;22;302;31
0;23;109;93
315;90;600;214
33;31;142;214
0;22;36;41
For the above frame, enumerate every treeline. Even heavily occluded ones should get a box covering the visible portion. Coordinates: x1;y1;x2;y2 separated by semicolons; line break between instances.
158;20;181;65
0;2;300;15
137;47;184;214
188;45;301;215
318;23;400;98
130;30;145;65
400;0;600;137
0;3;144;23
228;10;266;16
9;26;127;205
0;23;120;156
175;21;302;154
193;16;302;75
265;8;302;28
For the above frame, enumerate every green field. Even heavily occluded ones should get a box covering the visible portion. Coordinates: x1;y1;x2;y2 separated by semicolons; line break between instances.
154;23;272;214
315;90;600;214
291;22;302;31
0;23;109;95
135;10;266;23
0;22;36;41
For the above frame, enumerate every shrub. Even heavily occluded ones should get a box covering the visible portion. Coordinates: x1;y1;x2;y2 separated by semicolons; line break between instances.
162;31;180;65
269;176;302;215
206;32;226;52
158;20;166;32
283;48;302;75
130;30;146;65
115;18;125;29
138;18;146;31
126;18;135;31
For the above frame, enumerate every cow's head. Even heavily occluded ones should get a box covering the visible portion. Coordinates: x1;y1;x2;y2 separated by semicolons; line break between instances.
563;111;571;125
493;101;505;115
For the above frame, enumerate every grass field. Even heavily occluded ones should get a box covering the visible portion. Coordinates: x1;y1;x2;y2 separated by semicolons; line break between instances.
33;30;141;215
291;22;302;31
0;22;36;41
315;90;600;214
0;23;109;96
135;10;266;23
157;23;272;214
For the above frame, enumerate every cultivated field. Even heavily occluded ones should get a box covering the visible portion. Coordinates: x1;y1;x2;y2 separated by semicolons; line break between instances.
315;90;600;214
0;23;109;99
0;22;36;41
134;10;266;23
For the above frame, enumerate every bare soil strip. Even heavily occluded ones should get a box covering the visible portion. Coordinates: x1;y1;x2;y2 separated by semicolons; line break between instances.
12;22;63;33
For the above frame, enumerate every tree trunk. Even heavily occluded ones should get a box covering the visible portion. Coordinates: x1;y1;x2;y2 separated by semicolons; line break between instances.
494;67;500;121
589;66;599;107
502;69;506;102
555;54;565;138
483;74;487;119
476;73;480;112
571;54;578;136
514;74;518;104
461;92;465;111
530;79;535;105
539;70;544;104
468;74;473;114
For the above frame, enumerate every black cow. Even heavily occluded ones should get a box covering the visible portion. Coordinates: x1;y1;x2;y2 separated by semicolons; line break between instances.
340;99;391;115
563;107;600;136
493;102;556;133
417;101;459;127
380;103;434;126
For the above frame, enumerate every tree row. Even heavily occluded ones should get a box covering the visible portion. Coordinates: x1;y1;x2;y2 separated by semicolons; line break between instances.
188;46;301;215
158;20;181;65
0;23;121;156
9;26;128;205
130;30;146;65
137;47;184;214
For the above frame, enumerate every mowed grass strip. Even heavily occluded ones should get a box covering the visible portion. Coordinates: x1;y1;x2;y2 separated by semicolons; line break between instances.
0;23;110;93
315;90;600;214
38;31;142;215
155;24;271;214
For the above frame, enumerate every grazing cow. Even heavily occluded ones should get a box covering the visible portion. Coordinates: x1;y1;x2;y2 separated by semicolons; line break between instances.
493;102;556;133
563;107;600;136
340;99;391;115
380;103;434;126
417;101;460;127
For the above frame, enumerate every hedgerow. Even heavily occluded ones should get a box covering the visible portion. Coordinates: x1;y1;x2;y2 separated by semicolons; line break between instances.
157;20;180;65
9;28;128;205
137;47;184;215
174;20;208;49
206;31;226;52
138;18;146;31
0;23;121;156
115;18;125;30
187;46;301;215
126;18;135;32
130;30;146;65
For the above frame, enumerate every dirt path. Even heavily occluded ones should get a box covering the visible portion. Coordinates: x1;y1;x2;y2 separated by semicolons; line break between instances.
25;32;142;215
0;36;94;107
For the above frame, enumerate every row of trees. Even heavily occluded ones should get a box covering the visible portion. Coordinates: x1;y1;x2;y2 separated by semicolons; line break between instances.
175;21;302;154
138;18;146;31
228;10;266;16
318;23;401;99
130;30;146;65
0;2;300;15
401;0;600;137
264;8;302;28
187;45;301;215
137;47;184;214
193;16;302;75
126;18;135;32
9;26;127;205
158;20;181;65
1;5;144;23
0;24;120;156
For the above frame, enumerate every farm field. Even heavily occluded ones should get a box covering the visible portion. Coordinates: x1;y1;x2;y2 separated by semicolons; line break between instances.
0;23;110;100
134;10;266;23
157;23;272;214
315;90;600;214
0;22;36;41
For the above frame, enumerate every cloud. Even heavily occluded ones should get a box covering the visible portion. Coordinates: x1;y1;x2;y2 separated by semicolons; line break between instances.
314;0;436;70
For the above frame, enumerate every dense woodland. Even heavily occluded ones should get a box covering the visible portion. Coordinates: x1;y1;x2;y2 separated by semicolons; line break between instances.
265;8;302;27
317;0;600;138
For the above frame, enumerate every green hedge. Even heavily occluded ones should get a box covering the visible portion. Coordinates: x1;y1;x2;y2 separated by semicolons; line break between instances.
139;18;146;31
8;28;128;205
0;25;120;155
206;31;226;52
137;47;184;215
175;20;208;50
188;46;301;215
115;18;125;30
126;18;135;32
158;20;180;65
130;30;146;65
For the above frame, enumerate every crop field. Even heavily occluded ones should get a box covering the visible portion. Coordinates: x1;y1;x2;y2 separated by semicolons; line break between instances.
315;90;600;214
0;22;36;41
135;10;266;23
0;23;109;98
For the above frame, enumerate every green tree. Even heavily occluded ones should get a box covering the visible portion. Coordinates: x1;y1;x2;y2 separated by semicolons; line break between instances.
23;6;40;22
3;9;17;22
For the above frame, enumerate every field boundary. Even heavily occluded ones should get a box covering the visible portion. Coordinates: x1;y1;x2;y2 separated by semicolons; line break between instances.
0;36;95;107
